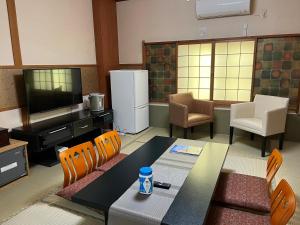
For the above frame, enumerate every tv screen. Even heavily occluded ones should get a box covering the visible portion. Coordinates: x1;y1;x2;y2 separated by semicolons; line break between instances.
24;68;83;114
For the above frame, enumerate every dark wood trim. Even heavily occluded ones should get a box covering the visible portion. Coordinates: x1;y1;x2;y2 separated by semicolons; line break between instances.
210;42;216;101
175;42;178;96
0;106;24;112
6;0;22;66
0;65;18;69
92;0;119;109
251;37;259;101
0;64;97;69
142;40;146;69
145;40;178;45
297;80;300;114
144;33;300;45
119;64;143;69
21;64;97;68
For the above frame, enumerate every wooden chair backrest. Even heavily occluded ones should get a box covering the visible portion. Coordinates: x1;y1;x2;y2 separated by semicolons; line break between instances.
59;141;97;187
271;179;296;225
94;130;121;167
267;149;283;189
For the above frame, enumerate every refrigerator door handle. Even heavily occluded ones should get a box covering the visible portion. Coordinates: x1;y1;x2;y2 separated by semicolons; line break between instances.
135;105;148;109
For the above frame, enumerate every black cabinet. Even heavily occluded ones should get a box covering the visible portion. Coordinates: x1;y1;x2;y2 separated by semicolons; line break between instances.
11;110;113;166
73;118;93;137
0;139;29;187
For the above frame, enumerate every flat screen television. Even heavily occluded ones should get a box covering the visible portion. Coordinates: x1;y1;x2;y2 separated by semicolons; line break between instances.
24;68;83;114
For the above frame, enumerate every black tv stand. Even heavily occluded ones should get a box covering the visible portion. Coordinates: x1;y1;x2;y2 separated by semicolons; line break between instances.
11;109;113;167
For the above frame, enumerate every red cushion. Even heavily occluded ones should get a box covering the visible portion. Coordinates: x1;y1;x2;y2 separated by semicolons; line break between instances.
57;170;104;200
205;206;270;225
96;153;127;172
214;172;270;213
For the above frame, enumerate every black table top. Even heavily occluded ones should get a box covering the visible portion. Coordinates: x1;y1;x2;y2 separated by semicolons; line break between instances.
161;142;229;225
72;136;176;211
72;137;228;225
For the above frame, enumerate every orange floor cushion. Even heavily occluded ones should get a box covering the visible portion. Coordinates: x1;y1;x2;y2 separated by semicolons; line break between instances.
96;153;127;172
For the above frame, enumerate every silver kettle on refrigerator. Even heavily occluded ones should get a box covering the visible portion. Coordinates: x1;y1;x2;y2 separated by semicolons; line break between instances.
89;93;104;111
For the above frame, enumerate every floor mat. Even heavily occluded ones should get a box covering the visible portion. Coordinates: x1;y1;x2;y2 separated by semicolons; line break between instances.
1;203;103;225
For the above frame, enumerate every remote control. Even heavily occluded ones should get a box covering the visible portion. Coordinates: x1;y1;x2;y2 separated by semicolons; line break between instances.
153;181;171;189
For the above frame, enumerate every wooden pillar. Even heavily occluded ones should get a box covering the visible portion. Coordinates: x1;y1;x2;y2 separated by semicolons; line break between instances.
92;0;119;109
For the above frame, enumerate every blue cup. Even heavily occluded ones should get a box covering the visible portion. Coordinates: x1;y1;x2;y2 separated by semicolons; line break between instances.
139;167;153;195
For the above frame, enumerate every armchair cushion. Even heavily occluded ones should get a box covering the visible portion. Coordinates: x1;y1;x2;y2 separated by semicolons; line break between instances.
188;113;211;127
231;118;263;135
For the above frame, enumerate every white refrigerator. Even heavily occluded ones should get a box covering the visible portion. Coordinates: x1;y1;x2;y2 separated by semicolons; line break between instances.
110;70;149;134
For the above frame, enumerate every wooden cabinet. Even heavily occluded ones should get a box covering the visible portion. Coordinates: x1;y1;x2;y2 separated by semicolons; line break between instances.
92;0;120;108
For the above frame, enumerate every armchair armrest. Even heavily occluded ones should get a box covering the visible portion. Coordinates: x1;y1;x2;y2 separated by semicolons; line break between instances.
263;107;288;136
169;102;188;127
231;102;255;121
192;100;214;117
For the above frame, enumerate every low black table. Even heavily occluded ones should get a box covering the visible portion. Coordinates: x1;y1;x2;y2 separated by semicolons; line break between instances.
72;136;228;225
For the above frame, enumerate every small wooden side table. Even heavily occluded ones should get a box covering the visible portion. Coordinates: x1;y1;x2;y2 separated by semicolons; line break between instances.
0;139;29;187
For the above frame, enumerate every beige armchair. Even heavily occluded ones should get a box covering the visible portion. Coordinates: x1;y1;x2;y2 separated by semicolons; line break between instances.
169;93;214;139
230;94;289;157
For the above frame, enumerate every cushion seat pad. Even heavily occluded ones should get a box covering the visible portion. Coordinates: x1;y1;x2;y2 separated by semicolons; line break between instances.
57;170;104;200
205;206;270;225
214;172;270;213
188;113;211;127
96;153;127;172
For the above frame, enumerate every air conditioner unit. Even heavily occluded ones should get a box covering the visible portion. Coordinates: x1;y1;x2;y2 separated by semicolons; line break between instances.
196;0;251;19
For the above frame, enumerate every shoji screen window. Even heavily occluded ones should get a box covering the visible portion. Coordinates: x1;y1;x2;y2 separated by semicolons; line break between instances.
213;40;255;101
177;43;212;100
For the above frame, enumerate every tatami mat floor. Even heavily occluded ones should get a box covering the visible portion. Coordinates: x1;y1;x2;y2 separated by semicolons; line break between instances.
1;127;299;224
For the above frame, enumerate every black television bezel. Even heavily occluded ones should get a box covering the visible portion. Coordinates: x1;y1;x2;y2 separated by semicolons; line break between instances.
23;68;83;114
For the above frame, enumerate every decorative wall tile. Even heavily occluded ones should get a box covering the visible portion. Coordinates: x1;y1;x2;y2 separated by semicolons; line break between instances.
145;43;177;102
254;37;300;109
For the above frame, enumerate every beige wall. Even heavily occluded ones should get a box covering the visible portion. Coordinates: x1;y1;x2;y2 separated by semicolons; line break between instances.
15;0;96;65
0;0;14;65
117;0;300;64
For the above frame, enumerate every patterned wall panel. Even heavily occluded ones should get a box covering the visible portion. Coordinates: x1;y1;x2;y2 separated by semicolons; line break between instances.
254;37;300;109
145;43;177;102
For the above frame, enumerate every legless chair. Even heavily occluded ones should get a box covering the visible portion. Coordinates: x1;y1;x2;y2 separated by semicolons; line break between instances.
59;141;98;187
214;149;283;213
94;130;127;172
206;179;296;225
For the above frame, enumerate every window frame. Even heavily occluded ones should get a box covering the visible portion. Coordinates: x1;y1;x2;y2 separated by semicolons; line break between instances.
176;37;257;106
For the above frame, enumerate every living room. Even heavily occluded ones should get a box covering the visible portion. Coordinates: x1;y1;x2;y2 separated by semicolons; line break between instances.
0;0;299;224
